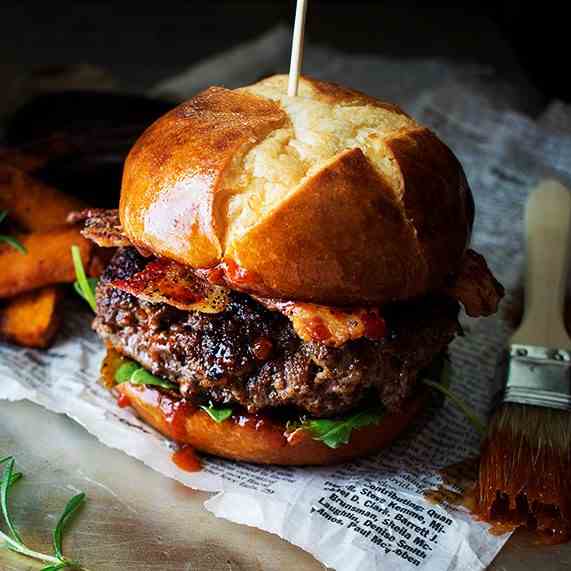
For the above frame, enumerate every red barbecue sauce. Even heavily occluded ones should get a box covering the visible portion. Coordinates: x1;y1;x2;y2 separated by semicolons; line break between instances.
222;259;257;287
424;457;571;544
201;259;258;289
306;317;331;342
117;393;132;408
172;446;202;472
203;265;226;285
362;311;387;340
161;398;194;441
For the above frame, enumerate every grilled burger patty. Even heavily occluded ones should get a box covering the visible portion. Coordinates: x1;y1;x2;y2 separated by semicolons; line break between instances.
94;248;460;417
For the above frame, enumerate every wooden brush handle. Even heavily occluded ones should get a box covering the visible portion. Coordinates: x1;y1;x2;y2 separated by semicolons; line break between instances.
512;180;571;348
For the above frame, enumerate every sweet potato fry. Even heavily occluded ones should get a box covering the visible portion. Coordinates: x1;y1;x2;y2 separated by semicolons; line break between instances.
0;164;84;231
0;166;95;347
0;226;92;298
0;287;62;348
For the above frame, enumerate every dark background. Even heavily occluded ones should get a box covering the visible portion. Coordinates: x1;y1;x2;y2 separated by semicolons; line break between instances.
1;0;565;205
2;0;567;101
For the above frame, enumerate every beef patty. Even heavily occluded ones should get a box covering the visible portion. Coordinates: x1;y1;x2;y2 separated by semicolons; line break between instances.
94;248;460;418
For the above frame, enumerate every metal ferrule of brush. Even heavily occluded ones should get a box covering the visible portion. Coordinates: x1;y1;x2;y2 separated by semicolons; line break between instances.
495;344;571;410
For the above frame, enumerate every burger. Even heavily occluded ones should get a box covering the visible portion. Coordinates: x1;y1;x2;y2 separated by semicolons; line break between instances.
75;75;503;465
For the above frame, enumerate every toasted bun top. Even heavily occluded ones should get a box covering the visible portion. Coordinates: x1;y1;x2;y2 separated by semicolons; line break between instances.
120;75;473;305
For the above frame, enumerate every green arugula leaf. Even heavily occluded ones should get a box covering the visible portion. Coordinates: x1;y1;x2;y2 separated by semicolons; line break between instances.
299;355;482;449
115;360;178;391
1;458;23;543
52;493;86;560
305;407;385;449
0;210;27;254
71;245;97;312
73;278;98;305
200;403;233;423
114;361;140;384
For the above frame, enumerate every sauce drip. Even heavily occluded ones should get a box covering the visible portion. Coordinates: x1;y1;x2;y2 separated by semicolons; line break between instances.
486;520;519;537
161;398;194;441
172;445;202;472
117;393;132;408
202;266;226;285
223;259;257;287
423;456;571;544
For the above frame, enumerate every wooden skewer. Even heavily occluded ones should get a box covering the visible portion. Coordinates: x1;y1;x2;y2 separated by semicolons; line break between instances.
288;0;308;97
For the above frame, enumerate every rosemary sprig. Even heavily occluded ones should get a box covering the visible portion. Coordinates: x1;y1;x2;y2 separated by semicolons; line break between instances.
52;493;86;561
0;210;27;254
0;458;23;543
0;456;86;570
71;245;97;312
42;563;72;571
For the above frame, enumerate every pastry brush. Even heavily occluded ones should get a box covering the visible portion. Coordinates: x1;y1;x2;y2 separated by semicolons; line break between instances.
478;179;571;541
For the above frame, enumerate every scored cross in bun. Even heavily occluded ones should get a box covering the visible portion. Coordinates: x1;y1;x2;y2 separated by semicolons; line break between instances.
119;75;473;306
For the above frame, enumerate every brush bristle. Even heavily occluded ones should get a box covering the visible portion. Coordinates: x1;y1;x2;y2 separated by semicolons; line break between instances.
478;403;571;542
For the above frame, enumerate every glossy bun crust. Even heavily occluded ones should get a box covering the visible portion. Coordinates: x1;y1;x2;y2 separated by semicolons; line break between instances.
120;75;474;305
115;381;427;466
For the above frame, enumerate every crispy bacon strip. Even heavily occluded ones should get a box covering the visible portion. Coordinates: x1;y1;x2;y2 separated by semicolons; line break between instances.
109;254;387;345
445;249;504;317
255;297;387;347
112;258;229;314
68;208;131;248
78;210;501;335
284;303;387;347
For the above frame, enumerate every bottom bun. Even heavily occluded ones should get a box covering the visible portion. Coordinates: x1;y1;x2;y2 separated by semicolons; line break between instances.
113;379;427;466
